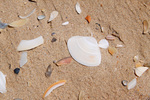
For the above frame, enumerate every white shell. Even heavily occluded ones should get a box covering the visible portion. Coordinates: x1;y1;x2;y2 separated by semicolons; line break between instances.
37;15;45;20
116;44;123;48
19;8;36;19
127;78;136;90
75;2;81;14
67;36;101;67
20;52;27;67
134;67;148;77
0;71;7;93
62;21;69;25
48;11;58;22
17;36;44;51
98;39;109;49
133;55;139;62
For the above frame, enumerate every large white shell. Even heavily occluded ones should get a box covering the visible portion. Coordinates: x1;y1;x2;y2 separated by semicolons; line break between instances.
17;36;44;51
134;67;148;77
0;71;7;93
75;2;81;14
127;78;136;90
48;11;58;22
67;36;101;67
20;52;27;67
98;39;109;49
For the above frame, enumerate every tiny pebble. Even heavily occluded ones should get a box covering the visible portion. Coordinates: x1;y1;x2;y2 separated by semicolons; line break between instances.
51;37;57;43
14;68;20;74
51;32;56;36
121;80;128;86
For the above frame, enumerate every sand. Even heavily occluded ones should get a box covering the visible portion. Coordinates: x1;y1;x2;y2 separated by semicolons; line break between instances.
0;0;150;100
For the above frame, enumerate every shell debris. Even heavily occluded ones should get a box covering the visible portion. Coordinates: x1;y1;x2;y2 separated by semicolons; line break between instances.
37;15;45;20
134;67;148;77
19;8;36;19
105;35;115;40
143;20;149;34
9;18;28;28
45;64;53;77
133;55;139;62
48;11;58;22
62;21;69;25
79;91;84;100
20;52;27;67
0;71;7;93
108;47;117;55
85;15;91;23
121;80;128;86
75;2;82;14
55;57;72;66
98;39;109;49
135;62;142;68
127;78;137;90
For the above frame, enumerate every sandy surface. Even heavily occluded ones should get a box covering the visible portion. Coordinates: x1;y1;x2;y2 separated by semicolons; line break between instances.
0;0;150;100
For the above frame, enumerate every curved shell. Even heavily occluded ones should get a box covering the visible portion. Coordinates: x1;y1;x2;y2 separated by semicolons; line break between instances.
67;36;101;67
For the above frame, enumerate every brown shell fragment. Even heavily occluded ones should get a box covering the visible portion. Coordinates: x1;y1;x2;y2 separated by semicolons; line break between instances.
45;65;53;77
55;57;72;66
108;47;117;55
135;62;142;68
85;15;91;23
143;20;149;33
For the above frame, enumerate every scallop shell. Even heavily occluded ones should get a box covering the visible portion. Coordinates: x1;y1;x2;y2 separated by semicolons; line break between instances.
67;36;101;67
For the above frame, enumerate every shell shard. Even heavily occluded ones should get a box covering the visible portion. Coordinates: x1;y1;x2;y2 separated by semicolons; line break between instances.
67;36;101;67
43;80;66;98
45;65;52;77
85;15;91;23
62;21;69;25
98;39;109;49
127;78;136;90
76;2;81;14
37;15;45;20
48;11;58;22
55;57;72;66
143;20;149;33
9;19;28;27
134;67;148;77
17;36;44;51
0;71;7;93
108;47;117;55
20;52;27;67
105;35;115;40
19;8;36;19
0;21;8;29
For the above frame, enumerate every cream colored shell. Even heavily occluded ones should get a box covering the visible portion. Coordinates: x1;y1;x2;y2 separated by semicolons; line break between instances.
67;36;101;67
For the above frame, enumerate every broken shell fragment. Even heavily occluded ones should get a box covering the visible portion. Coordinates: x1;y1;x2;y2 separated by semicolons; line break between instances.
45;65;52;77
55;57;72;66
116;44;123;48
127;78;136;90
98;39;109;49
75;2;81;14
79;91;84;100
105;35;115;40
85;15;91;23
143;20;149;34
0;71;7;93
19;8;36;19
121;80;128;86
67;36;101;67
62;21;69;25
0;21;8;29
17;36;44;51
20;52;27;67
135;62;142;68
133;55;139;62
108;47;117;55
37;15;45;20
48;11;58;22
134;67;148;77
9;19;28;27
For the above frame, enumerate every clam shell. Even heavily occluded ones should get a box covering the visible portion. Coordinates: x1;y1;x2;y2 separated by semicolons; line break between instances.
67;36;101;67
143;20;149;33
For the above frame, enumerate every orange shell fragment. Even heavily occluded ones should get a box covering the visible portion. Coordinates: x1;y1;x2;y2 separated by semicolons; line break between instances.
55;57;72;66
85;15;91;23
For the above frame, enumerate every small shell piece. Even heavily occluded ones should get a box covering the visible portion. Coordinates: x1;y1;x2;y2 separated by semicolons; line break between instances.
108;47;117;55
76;2;81;14
85;15;91;23
9;19;28;27
48;11;58;22
45;65;52;77
105;35;115;40
79;91;84;100
134;67;148;77
17;36;44;51
143;20;149;33
55;57;72;66
20;52;27;67
116;44;123;48
19;8;36;19
127;78;136;90
37;15;45;20
98;39;109;49
0;21;8;29
67;36;101;67
43;80;66;98
135;62;142;68
133;55;139;62
0;71;7;93
121;80;128;86
62;21;69;25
